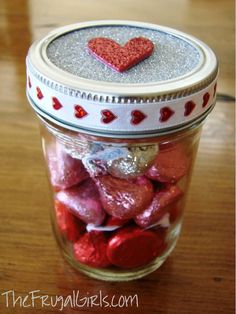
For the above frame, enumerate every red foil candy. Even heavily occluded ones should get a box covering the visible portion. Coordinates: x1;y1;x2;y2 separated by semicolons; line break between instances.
95;175;154;219
88;37;154;72
73;231;111;268
107;227;165;269
47;142;89;190
56;178;105;225
135;185;183;228
54;200;85;242
146;144;190;183
105;216;130;227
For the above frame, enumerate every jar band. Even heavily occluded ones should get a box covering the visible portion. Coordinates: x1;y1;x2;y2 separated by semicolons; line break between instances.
26;58;217;134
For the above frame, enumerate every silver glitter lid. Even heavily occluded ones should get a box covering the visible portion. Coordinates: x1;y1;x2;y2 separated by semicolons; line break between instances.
46;25;200;84
26;20;218;137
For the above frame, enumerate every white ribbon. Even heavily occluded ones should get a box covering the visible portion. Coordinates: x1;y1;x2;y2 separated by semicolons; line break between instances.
26;58;217;134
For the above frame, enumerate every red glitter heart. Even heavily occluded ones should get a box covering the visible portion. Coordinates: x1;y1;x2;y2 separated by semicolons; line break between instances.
131;110;147;125
184;101;196;116
52;97;63;110
159;107;175;122
202;92;210;108
88;37;154;72
74;105;88;118
101;110;117;124
28;76;32;88
36;87;43;100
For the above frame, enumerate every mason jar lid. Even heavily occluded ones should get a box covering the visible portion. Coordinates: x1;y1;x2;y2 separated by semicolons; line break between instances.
26;20;218;138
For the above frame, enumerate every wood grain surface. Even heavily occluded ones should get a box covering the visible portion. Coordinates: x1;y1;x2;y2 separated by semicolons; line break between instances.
0;0;234;313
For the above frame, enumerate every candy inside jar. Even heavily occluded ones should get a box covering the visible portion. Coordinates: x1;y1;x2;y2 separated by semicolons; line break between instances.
41;127;199;277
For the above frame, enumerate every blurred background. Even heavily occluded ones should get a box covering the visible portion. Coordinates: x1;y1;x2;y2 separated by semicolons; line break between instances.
0;1;234;313
0;0;234;95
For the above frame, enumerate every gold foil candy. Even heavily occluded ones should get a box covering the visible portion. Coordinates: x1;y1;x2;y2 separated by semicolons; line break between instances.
107;144;158;178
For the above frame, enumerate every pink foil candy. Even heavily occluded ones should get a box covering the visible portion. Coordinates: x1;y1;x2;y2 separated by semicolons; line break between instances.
56;178;105;225
146;144;190;183
95;175;154;219
135;185;183;228
46;141;89;190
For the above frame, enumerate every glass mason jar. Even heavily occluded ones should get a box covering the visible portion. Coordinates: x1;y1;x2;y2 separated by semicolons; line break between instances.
26;20;218;281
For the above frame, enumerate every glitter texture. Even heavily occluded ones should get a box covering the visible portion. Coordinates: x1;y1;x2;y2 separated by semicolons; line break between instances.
46;25;201;84
87;36;154;72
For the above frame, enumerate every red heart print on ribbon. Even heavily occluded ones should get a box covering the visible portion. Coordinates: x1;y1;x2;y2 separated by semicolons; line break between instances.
213;83;217;97
184;101;196;116
159;107;175;122
202;92;210;108
74;105;88;119
52;97;63;110
131;110;147;125
28;76;32;89
101;110;117;124
36;87;43;100
88;37;154;72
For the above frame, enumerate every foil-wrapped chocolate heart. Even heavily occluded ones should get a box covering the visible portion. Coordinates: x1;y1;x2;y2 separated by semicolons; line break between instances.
107;144;158;178
82;143;158;178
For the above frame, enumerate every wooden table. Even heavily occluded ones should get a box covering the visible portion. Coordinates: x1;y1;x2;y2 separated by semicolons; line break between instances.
0;0;234;313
